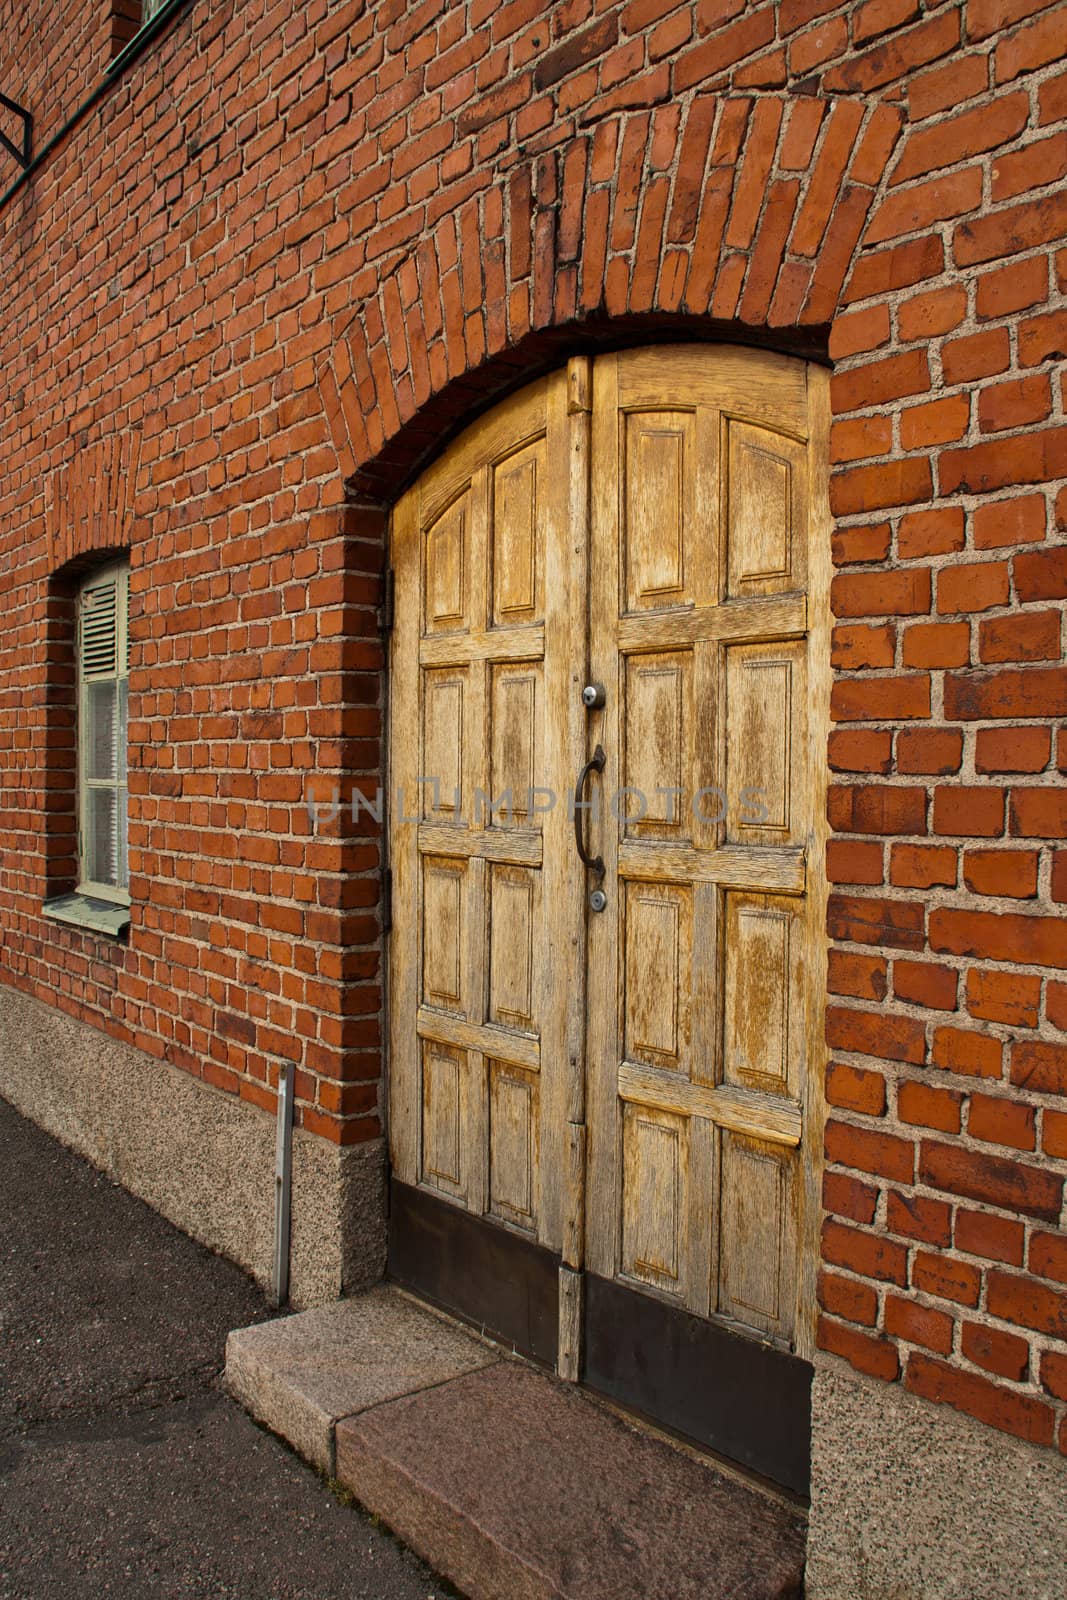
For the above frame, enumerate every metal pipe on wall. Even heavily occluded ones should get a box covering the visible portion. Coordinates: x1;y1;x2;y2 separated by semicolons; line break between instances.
271;1062;295;1309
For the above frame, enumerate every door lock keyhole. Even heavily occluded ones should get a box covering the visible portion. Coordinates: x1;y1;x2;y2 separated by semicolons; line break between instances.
582;682;606;710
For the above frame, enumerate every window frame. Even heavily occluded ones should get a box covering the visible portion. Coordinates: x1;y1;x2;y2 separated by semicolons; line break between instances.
76;558;131;907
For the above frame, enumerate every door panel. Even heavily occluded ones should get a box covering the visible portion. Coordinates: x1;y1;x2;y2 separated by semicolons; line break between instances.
723;891;805;1097
717;1129;797;1342
725;419;808;598
724;640;806;844
584;346;828;1361
621;1103;688;1292
623;409;697;611
390;365;590;1261
622;650;693;841
389;346;829;1488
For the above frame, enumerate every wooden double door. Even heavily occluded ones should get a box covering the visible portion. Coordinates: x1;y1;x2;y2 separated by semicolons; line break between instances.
387;346;829;1495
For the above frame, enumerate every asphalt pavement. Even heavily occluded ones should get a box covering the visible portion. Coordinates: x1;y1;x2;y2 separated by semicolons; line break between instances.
0;1095;450;1600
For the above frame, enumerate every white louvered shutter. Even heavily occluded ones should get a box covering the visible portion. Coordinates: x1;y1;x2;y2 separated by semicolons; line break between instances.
78;562;130;900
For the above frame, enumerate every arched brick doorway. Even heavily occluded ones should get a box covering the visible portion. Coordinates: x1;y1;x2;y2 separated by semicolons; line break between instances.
311;94;900;1495
317;91;899;501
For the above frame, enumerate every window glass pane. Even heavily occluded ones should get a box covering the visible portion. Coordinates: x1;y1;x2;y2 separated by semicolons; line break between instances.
86;788;118;889
87;681;117;782
117;785;129;891
118;680;129;785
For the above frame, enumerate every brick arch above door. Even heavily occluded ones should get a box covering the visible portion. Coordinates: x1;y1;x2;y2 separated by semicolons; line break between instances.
317;93;903;500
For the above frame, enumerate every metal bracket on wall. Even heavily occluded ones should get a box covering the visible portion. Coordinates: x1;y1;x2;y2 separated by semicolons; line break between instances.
0;93;32;170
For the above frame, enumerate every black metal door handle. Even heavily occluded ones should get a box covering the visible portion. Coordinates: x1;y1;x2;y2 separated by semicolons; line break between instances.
574;744;606;877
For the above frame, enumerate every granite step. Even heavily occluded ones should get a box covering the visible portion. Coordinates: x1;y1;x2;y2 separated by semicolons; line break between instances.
225;1285;498;1475
226;1286;806;1600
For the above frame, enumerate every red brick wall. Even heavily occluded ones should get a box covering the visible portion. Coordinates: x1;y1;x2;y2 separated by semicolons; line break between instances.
0;0;1065;1454
813;7;1067;1455
0;0;115;155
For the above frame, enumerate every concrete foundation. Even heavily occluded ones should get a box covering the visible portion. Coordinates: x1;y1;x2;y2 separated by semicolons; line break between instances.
807;1356;1067;1600
0;983;386;1308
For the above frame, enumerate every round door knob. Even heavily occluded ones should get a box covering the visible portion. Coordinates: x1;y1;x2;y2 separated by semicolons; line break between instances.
589;888;607;913
582;682;606;709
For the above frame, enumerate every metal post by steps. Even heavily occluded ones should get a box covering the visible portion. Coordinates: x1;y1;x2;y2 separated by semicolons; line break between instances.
271;1062;295;1310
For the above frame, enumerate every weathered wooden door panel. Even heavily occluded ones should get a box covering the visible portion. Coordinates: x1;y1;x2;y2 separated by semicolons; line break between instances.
388;346;829;1488
390;363;590;1266
584;346;829;1363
